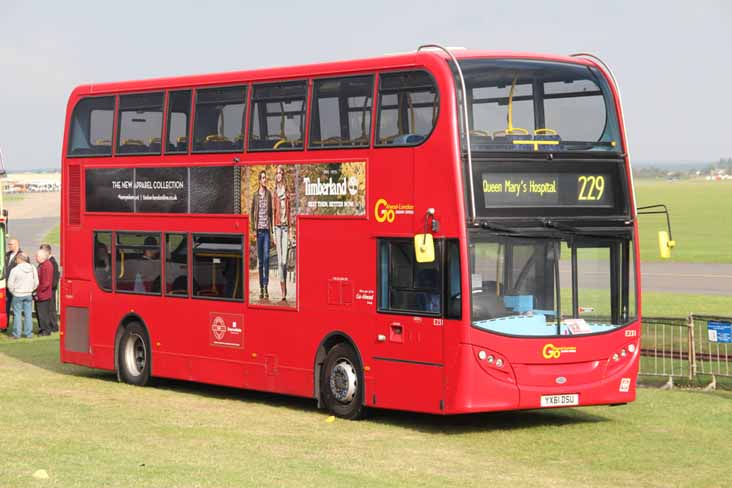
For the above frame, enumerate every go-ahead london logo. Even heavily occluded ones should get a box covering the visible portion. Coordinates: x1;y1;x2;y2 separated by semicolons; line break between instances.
542;343;577;360
374;198;415;223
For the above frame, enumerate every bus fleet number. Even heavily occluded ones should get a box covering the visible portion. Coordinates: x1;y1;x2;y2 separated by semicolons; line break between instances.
577;175;605;201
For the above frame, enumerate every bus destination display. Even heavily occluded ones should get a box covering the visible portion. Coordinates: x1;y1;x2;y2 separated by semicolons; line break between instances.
481;172;614;208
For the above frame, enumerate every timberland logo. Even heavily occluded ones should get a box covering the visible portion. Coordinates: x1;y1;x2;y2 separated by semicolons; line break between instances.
303;177;349;196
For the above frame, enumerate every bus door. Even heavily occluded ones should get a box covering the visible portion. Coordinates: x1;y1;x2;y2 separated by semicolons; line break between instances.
374;238;446;410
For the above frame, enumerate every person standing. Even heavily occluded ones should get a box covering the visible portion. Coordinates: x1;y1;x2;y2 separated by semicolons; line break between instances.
7;252;38;339
272;165;291;301
4;238;21;331
250;170;273;300
35;249;54;336
40;243;60;332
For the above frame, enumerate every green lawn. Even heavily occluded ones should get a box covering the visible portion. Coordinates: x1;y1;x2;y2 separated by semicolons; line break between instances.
635;178;732;263
3;194;25;203
42;224;60;247
642;291;731;317
0;338;731;487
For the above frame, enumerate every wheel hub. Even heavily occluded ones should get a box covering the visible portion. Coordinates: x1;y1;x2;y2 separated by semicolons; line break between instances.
329;359;357;403
124;333;147;377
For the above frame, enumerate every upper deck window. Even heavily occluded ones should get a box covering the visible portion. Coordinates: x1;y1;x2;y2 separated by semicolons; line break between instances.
376;71;438;147
249;81;307;151
193;86;246;153
309;76;373;149
458;59;621;153
166;91;191;154
68;96;115;156
117;92;164;155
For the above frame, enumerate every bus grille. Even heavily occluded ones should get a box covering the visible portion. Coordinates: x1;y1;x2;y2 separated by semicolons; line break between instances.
68;165;81;225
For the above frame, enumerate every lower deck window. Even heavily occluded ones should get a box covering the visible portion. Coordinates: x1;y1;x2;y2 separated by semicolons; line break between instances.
166;233;188;296
192;234;243;301
94;231;112;291
115;233;162;294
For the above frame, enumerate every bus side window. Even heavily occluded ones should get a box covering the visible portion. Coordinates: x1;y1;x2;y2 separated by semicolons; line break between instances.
93;231;113;291
376;70;438;147
191;234;243;301
165;233;188;297
68;96;115;156
115;232;162;295
193;86;247;153
378;239;442;316
117;92;164;155
309;75;373;149
249;81;307;151
166;91;191;154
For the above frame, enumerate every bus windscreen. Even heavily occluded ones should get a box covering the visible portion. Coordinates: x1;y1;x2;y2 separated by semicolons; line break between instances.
457;59;621;153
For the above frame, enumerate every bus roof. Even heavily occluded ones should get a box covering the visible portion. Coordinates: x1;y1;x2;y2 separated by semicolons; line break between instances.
71;49;596;98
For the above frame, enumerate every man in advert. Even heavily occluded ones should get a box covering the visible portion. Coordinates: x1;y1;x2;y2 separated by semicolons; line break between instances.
251;170;273;300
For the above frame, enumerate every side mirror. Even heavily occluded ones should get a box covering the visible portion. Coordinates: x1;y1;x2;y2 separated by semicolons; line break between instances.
657;230;676;259
414;234;435;263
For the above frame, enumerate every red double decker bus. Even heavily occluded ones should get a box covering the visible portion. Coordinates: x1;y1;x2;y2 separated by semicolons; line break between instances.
61;46;640;418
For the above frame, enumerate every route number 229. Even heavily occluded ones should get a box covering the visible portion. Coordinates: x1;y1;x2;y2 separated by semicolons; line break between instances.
577;175;605;201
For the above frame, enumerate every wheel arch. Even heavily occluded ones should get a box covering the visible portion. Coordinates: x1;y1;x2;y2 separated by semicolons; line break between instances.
313;330;364;408
114;312;151;381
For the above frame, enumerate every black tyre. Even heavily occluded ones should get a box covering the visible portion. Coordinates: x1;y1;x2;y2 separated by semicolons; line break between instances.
321;343;365;420
117;322;151;386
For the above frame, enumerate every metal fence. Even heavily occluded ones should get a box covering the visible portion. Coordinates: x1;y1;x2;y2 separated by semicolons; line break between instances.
640;314;732;389
639;317;692;380
690;314;732;381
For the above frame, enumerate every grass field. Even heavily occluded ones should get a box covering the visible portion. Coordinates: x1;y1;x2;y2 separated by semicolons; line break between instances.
0;338;730;487
3;194;25;203
635;178;732;263
642;291;730;317
42;224;60;247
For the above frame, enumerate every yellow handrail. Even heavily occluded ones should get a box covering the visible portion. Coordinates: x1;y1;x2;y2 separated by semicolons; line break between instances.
504;74;528;136
117;251;125;279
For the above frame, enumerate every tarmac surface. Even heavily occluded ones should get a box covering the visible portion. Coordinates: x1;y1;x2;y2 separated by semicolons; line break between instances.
2;192;729;296
5;192;61;263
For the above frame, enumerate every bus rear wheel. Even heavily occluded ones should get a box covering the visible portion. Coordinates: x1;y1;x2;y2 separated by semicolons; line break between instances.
117;322;151;386
321;343;365;420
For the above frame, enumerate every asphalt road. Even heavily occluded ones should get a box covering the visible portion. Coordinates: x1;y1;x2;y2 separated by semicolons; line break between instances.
7;216;60;262
640;262;732;296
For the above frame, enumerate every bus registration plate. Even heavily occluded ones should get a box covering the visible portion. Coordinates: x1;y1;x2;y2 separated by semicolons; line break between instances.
540;394;579;407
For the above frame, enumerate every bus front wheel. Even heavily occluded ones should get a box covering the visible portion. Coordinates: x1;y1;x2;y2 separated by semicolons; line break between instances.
321;343;365;420
117;322;151;386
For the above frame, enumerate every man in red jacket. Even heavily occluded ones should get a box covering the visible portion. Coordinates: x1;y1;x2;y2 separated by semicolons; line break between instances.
35;249;54;336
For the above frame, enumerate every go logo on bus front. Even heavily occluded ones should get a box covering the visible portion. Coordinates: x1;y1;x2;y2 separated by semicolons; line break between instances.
374;198;415;223
542;343;577;360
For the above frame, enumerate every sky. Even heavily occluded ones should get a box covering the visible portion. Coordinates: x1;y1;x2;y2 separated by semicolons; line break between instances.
0;0;730;171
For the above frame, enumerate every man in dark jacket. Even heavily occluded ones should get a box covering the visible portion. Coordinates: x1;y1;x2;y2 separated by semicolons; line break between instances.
40;243;60;332
35;249;54;336
4;238;21;330
250;170;273;300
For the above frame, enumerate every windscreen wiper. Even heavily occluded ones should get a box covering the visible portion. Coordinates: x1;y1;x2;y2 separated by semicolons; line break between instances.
538;218;616;239
479;221;517;234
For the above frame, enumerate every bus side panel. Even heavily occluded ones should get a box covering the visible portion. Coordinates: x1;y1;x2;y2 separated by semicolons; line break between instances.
370;360;444;413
